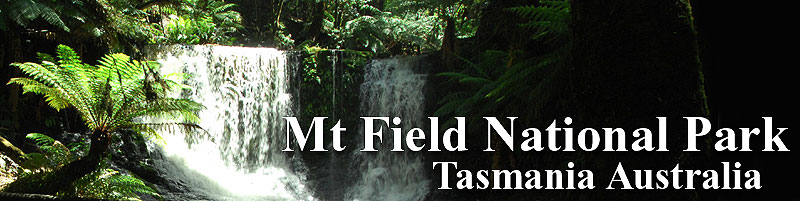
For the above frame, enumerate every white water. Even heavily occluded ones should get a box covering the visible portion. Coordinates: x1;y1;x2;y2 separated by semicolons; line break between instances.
347;56;430;201
147;45;431;201
149;45;315;201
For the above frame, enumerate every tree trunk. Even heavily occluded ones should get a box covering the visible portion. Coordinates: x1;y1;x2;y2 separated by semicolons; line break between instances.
570;0;709;135
6;25;24;130
4;130;111;194
441;17;456;71
307;1;326;43
569;0;708;200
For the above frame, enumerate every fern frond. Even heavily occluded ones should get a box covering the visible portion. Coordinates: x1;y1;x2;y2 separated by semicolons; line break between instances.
9;44;205;146
434;98;466;117
21;153;50;169
436;72;471;81
7;77;71;110
37;52;56;63
135;98;204;121
56;45;82;65
508;0;570;44
458;77;492;86
6;0;70;31
39;5;70;32
26;133;56;147
23;133;74;169
64;168;160;200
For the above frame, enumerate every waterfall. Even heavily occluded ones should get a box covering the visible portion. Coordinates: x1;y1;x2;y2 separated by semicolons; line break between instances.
347;56;431;201
148;45;315;201
145;45;431;201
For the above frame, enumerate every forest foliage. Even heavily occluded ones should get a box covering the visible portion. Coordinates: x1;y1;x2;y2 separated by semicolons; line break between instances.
1;0;485;53
2;44;203;196
242;0;485;54
0;0;242;53
436;0;570;125
1;0;589;200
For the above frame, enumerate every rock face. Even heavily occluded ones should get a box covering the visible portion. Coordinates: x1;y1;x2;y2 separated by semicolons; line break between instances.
1;136;26;165
1;153;22;189
1;131;24;190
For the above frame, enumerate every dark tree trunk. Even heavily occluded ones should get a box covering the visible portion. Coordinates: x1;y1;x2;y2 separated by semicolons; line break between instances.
307;1;326;43
441;17;456;71
569;0;709;200
4;130;112;194
368;0;385;11
5;25;24;130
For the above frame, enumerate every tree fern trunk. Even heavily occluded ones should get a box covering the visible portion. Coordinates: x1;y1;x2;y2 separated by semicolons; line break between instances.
4;130;111;194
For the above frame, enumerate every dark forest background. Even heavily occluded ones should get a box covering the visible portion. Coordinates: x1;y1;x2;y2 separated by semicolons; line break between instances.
693;0;796;200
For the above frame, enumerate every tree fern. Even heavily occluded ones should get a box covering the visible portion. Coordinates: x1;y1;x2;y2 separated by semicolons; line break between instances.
0;0;70;31
5;44;202;194
14;133;157;201
8;45;204;138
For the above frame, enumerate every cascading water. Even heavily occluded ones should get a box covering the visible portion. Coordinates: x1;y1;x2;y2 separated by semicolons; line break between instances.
147;45;315;201
144;45;431;201
347;56;431;201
